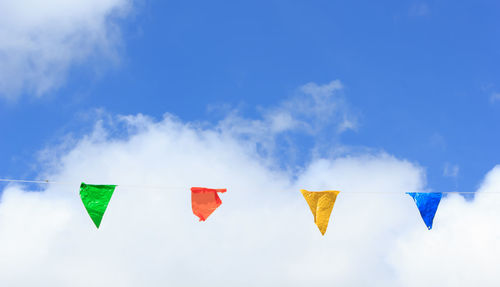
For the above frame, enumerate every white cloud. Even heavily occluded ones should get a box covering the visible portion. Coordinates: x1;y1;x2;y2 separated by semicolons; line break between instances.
390;167;500;286
217;80;357;166
0;112;424;286
291;80;357;133
1;83;499;285
1;108;499;286
221;80;356;136
0;0;133;99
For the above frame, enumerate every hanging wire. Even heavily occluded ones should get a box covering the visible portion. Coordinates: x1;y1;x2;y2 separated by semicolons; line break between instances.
0;179;185;190
0;179;70;185
0;178;494;193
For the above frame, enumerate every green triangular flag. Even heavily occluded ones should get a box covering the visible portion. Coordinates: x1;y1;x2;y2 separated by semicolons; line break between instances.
79;182;116;228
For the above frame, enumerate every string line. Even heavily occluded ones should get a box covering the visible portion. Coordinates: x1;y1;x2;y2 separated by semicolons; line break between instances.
0;179;184;190
0;178;493;194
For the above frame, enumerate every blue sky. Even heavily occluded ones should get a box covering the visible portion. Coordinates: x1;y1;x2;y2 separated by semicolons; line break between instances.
3;2;500;285
1;0;500;195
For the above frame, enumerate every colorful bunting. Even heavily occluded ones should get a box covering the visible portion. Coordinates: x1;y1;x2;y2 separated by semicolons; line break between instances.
300;189;340;235
80;182;116;229
191;187;227;221
407;192;442;230
4;177;451;233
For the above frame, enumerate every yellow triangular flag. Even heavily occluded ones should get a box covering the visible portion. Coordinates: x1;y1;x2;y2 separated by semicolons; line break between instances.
300;189;340;235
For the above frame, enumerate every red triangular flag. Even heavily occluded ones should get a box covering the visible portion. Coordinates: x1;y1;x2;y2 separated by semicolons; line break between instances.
191;187;227;221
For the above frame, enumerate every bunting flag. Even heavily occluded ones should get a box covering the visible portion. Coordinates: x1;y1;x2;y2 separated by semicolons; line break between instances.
300;189;340;235
80;183;116;229
191;187;227;221
407;192;442;230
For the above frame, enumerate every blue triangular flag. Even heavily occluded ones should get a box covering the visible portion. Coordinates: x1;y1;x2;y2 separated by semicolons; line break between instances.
407;192;442;230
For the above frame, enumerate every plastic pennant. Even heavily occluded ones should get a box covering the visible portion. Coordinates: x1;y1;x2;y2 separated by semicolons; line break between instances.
407;192;442;230
300;189;340;235
80;182;116;229
191;187;227;221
